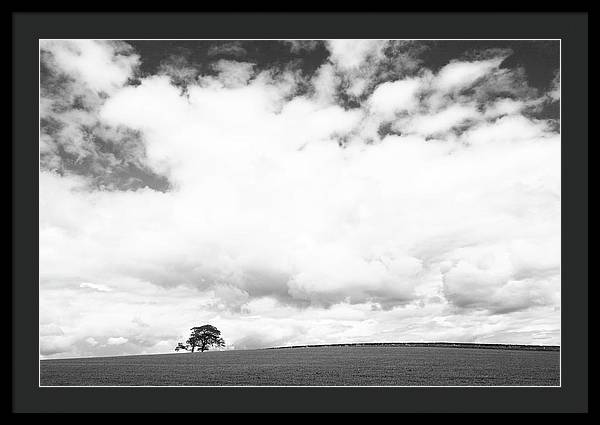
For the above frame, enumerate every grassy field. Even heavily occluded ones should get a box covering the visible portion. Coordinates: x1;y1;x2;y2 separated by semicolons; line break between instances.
40;345;560;386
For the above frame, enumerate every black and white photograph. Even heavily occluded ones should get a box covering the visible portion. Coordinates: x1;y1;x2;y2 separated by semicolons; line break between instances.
36;38;564;387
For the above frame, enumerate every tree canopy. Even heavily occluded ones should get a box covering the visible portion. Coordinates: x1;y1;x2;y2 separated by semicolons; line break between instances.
175;324;225;353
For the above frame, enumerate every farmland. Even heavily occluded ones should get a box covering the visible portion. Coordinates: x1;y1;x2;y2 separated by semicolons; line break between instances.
40;344;560;386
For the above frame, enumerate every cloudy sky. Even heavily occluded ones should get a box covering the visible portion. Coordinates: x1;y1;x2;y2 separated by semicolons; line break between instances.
39;40;560;358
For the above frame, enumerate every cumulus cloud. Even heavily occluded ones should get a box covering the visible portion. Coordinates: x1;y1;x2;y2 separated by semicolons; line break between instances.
326;40;387;71
39;40;561;358
367;78;422;118
321;40;425;100
41;40;139;94
107;337;129;345
80;282;112;292
433;58;503;93
204;59;256;88
401;103;480;136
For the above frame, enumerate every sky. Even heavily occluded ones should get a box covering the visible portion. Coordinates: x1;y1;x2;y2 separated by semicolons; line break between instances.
39;40;561;358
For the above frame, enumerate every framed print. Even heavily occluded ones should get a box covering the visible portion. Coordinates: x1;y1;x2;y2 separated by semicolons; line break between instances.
12;11;588;413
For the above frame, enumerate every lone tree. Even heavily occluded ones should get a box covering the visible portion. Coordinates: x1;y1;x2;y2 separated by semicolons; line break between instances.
175;324;225;353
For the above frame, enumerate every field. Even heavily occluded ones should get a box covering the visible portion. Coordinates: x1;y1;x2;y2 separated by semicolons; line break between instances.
40;345;560;386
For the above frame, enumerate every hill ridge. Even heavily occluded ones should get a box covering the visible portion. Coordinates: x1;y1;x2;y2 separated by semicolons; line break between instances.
268;342;560;351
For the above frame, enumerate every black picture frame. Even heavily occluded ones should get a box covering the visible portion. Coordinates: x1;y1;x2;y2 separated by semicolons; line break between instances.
13;12;588;413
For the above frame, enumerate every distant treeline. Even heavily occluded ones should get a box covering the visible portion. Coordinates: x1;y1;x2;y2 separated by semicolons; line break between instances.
268;342;560;352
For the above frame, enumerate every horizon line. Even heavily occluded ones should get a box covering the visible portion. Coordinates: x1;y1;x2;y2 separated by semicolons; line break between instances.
40;341;561;361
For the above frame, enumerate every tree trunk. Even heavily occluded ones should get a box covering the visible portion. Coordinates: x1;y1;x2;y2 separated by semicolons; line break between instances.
191;345;195;353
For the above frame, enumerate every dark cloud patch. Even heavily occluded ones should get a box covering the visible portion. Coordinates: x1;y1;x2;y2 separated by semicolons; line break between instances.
40;42;172;192
157;54;200;88
527;102;560;124
377;121;401;138
373;40;428;83
40;54;76;100
336;90;362;109
40;119;170;192
498;41;560;91
418;40;559;92
128;40;329;81
207;41;248;58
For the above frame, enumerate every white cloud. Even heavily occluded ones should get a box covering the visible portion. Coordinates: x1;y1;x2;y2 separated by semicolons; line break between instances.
401;103;480;136
204;59;256;88
107;337;128;345
311;63;339;104
326;40;386;71
460;115;554;145
40;40;139;94
433;58;503;94
484;98;526;119
368;78;423;118
547;72;561;102
442;241;560;313
80;282;112;292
